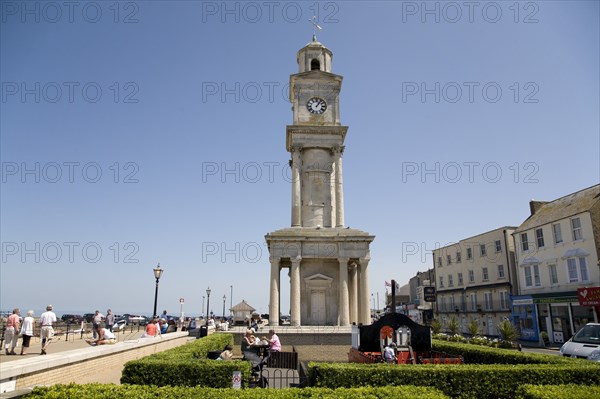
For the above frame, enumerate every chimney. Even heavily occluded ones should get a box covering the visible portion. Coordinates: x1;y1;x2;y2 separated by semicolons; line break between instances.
529;200;548;215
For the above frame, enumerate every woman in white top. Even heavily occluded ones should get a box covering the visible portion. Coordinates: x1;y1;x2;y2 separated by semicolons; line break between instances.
20;310;35;355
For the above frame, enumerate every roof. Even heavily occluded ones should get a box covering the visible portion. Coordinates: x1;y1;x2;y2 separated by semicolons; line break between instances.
514;185;600;233
231;300;255;312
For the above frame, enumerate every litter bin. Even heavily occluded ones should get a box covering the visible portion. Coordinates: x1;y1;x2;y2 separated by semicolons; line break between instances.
197;325;208;338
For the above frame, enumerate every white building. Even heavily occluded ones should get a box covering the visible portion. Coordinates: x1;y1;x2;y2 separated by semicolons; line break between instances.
433;227;517;337
511;185;600;345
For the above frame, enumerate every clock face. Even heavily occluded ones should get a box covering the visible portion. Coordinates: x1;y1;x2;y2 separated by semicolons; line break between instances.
307;97;327;114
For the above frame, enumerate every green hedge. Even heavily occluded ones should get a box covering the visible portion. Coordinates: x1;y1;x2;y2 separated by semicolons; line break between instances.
432;340;574;364
121;333;252;387
516;384;600;399
29;384;450;399
308;362;600;399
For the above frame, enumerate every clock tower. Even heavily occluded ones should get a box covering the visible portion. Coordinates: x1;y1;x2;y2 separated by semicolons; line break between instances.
266;37;374;327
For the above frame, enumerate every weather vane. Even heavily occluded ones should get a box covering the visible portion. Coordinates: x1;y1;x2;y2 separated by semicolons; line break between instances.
308;15;322;41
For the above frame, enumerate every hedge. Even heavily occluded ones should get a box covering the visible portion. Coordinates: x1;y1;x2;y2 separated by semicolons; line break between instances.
308;362;600;399
28;384;450;399
432;340;574;364
121;333;252;387
516;384;600;399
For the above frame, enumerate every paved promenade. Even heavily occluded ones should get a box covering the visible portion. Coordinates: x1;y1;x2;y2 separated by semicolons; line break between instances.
0;326;150;384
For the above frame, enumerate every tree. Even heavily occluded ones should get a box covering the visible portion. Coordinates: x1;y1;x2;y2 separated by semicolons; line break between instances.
448;317;460;335
431;319;442;334
497;319;518;342
468;319;480;336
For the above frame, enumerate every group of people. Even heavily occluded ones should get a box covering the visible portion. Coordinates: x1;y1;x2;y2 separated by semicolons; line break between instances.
4;305;56;356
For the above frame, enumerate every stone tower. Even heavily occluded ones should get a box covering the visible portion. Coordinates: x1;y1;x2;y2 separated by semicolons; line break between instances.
265;37;374;326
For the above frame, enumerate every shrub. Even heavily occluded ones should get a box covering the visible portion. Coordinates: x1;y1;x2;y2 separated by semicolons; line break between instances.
431;319;442;334
497;319;518;342
516;384;600;399
448;317;460;335
29;384;451;399
121;333;252;387
467;319;480;336
308;362;600;399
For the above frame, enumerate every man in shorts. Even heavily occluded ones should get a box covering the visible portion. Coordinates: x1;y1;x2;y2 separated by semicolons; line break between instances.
39;304;57;355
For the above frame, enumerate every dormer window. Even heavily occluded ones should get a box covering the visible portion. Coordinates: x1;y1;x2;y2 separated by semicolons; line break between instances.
310;59;320;71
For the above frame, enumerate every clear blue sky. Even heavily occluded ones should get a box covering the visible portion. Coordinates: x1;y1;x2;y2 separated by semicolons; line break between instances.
1;1;598;317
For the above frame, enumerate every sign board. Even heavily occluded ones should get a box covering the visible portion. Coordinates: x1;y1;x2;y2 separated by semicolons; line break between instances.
179;298;185;304
232;371;241;389
578;287;600;306
423;286;436;302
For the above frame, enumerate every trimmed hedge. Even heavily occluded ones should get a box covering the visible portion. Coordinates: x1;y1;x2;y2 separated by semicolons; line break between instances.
308;362;600;399
516;384;600;399
28;384;451;399
432;340;574;364
121;333;252;387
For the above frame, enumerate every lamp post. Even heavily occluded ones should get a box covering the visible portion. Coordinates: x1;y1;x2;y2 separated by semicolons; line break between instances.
202;296;205;319
222;294;226;319
230;285;233;316
205;287;211;326
152;263;164;318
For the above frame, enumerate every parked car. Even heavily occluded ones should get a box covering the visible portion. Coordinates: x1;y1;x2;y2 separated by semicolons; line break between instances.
112;318;127;332
83;313;95;323
61;314;83;324
560;323;600;361
128;315;148;325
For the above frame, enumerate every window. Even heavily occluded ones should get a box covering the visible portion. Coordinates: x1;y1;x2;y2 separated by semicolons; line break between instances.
470;293;478;311
499;291;509;310
449;295;455;310
524;264;541;287
447;255;452;265
468;270;475;283
448;274;454;287
567;257;589;283
536;228;545;248
456;251;462;263
552;223;563;244
458;272;464;286
497;264;505;279
440;296;446;311
310;59;320;71
437;257;442;267
484;292;492;310
482;267;489;281
521;233;529;251
439;276;444;288
467;248;472;260
495;240;502;252
480;244;486;256
548;264;558;285
571;218;582;241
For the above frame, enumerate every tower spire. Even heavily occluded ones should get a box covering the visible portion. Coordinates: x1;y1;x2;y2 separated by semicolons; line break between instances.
308;16;322;41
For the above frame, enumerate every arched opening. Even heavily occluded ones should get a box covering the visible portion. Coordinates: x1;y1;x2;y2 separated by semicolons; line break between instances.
310;59;321;71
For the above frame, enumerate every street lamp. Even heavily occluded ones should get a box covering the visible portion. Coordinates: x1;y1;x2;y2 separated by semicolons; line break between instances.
222;294;226;319
205;287;211;326
230;285;233;316
152;263;164;318
202;296;205;319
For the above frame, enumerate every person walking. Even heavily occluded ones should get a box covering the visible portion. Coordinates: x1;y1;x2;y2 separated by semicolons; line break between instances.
92;310;104;339
4;308;21;355
105;309;115;332
20;310;35;355
39;304;57;355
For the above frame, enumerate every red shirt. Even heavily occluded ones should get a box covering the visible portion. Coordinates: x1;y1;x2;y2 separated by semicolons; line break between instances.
145;323;158;336
7;314;20;328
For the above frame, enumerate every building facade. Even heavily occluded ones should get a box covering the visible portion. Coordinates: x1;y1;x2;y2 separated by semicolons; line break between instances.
433;227;517;336
511;185;600;345
265;37;374;326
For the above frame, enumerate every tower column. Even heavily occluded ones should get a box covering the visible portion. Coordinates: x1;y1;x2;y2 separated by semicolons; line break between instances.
291;147;302;227
359;256;371;324
269;257;281;326
349;261;358;323
338;257;350;326
334;147;345;227
290;256;302;326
